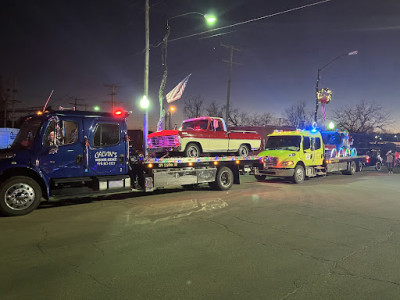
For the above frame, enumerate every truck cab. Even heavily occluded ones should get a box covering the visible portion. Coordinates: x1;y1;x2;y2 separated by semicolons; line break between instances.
0;110;131;216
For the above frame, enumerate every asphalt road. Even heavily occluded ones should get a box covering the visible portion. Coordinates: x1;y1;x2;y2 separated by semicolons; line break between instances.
1;168;400;300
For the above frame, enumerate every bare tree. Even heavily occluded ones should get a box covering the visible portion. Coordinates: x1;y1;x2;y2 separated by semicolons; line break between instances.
205;101;224;118
284;101;311;128
333;100;391;133
183;95;204;119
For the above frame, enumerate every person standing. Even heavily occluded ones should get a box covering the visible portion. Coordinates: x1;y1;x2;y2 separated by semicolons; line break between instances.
386;150;395;174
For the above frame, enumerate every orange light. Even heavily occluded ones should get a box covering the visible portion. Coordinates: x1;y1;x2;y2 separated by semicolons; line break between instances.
213;161;218;166
148;163;153;168
169;106;176;112
188;162;193;167
37;111;43;115
235;160;240;164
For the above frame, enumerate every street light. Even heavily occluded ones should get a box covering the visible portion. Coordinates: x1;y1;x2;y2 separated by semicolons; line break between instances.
314;50;358;123
168;105;176;130
157;12;216;130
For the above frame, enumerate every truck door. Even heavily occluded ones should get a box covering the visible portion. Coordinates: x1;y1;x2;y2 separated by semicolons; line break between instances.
38;117;84;178
210;119;229;152
302;136;316;167
86;121;127;176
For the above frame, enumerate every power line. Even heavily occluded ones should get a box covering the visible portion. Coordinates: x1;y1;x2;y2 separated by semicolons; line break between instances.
104;84;122;112
168;0;332;43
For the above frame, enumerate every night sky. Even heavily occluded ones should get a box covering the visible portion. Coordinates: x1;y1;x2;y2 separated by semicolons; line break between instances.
1;0;400;132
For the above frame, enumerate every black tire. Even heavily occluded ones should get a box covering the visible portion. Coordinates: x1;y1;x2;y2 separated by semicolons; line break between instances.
375;162;382;171
209;166;234;191
0;176;42;216
237;144;250;157
342;161;356;175
292;165;305;184
356;161;363;172
184;143;201;157
254;174;266;181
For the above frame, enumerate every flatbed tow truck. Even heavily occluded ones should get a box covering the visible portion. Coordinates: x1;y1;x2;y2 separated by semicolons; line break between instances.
0;110;262;216
255;129;367;183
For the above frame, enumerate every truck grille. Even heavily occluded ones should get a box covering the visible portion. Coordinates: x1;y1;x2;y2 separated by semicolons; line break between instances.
149;136;177;148
263;156;278;167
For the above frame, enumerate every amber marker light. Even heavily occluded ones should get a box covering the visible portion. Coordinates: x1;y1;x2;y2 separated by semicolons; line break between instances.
188;162;193;167
235;160;240;164
213;161;218;166
148;163;153;168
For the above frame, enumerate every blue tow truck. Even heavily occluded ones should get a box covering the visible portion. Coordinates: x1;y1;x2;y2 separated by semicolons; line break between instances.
0;110;262;216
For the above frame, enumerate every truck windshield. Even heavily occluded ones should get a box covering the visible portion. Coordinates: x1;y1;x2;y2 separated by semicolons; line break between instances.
181;120;209;130
265;136;301;151
11;116;43;149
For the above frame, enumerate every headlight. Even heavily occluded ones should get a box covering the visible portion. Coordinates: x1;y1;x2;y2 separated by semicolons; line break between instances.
281;161;294;166
288;153;296;157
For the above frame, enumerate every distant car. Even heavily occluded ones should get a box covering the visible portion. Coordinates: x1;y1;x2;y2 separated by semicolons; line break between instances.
147;117;261;157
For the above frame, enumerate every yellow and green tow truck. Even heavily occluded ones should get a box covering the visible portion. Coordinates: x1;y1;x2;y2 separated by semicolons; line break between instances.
255;129;367;183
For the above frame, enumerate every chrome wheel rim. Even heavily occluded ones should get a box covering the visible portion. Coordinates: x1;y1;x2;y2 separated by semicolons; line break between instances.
5;183;36;211
239;146;249;157
295;167;304;182
188;147;198;157
220;171;232;187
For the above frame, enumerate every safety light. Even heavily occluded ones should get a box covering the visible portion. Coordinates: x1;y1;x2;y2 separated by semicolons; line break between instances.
148;163;153;168
188;162;193;167
213;161;218;166
36;111;43;115
235;160;240;164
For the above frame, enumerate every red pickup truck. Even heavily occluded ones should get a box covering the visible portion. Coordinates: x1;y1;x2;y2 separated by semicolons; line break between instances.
147;117;261;157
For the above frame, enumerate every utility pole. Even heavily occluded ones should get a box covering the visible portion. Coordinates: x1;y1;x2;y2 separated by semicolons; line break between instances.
69;97;85;111
221;43;241;125
104;84;121;112
143;0;150;156
10;77;20;128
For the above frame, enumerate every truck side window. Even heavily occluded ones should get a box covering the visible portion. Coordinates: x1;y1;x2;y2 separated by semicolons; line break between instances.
64;121;78;145
303;137;310;150
93;123;120;147
315;137;321;150
216;120;224;132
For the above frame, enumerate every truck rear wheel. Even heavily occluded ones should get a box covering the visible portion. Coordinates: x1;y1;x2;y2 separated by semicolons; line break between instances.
237;144;250;157
342;161;356;175
184;143;201;157
0;176;42;216
292;165;305;184
209;166;234;191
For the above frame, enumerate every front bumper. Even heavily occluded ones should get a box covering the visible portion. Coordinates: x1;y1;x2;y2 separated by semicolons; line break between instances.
256;167;295;177
147;146;181;153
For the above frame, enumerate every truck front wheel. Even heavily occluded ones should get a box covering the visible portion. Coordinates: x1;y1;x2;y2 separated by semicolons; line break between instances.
209;166;234;191
292;165;305;184
184;143;201;157
0;177;42;216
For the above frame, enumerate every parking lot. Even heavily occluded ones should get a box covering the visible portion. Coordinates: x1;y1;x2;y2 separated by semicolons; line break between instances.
1;168;400;299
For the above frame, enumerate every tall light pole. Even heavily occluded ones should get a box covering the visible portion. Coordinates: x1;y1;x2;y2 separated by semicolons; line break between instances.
314;50;358;123
142;0;150;156
158;12;216;130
